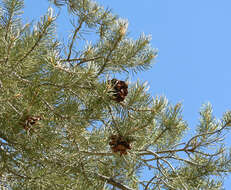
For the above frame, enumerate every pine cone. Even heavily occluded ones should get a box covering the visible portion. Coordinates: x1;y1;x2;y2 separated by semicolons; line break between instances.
23;116;42;131
109;135;131;156
109;79;128;102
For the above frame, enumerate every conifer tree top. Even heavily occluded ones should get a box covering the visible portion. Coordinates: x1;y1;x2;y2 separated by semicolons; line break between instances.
0;0;230;189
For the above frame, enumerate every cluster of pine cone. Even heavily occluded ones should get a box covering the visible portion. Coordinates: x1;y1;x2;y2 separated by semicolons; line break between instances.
109;135;132;156
109;79;128;102
20;79;131;155
108;79;131;155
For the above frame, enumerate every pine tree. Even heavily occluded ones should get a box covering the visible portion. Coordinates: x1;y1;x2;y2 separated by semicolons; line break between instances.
0;0;231;189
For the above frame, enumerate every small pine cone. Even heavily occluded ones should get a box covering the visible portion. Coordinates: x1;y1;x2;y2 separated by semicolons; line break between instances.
24;116;42;131
109;135;131;156
109;79;128;102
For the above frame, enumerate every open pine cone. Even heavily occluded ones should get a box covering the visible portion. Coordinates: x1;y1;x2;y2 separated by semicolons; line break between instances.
109;79;128;102
23;116;42;131
109;135;131;156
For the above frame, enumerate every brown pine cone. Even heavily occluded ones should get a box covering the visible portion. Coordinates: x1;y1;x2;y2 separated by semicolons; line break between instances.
109;79;128;102
23;116;42;131
109;135;132;156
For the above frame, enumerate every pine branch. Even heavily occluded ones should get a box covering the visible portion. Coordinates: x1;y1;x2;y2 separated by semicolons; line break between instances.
144;175;156;190
61;56;102;65
19;17;53;63
67;19;85;61
97;30;124;76
1;0;230;189
12;71;31;83
3;0;22;41
4;37;15;64
185;121;229;149
7;101;22;116
153;128;169;144
96;173;135;190
79;151;113;156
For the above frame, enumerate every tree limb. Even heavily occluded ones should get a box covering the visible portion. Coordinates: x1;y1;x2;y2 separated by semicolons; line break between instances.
96;173;135;190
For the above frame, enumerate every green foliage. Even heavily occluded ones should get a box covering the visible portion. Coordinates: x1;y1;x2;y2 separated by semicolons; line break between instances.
0;0;231;189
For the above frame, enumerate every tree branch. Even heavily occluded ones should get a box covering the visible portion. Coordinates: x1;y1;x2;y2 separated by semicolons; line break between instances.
67;19;85;61
96;32;123;76
96;173;135;190
61;56;102;66
79;151;113;156
19;19;52;63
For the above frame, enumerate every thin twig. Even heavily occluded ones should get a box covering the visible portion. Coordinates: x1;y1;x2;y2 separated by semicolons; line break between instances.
61;56;102;65
159;157;188;190
144;175;156;190
96;32;123;76
19;20;51;63
126;124;149;136
78;151;113;156
7;102;22;116
185;122;229;149
12;72;31;83
153;128;168;144
156;160;176;189
67;19;85;61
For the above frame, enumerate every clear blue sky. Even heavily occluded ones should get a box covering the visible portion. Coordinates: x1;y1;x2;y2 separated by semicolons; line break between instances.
23;0;231;187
